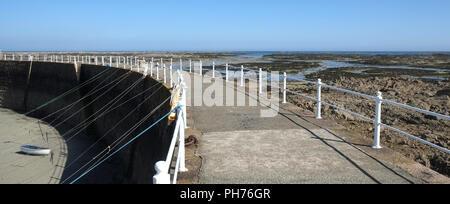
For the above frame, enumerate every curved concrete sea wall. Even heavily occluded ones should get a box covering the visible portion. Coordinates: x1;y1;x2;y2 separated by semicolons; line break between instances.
0;61;173;184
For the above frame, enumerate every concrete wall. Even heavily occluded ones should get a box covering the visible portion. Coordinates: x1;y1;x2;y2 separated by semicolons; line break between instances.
0;61;173;183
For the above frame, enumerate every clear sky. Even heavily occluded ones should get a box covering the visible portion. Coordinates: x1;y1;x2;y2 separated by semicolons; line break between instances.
1;0;449;51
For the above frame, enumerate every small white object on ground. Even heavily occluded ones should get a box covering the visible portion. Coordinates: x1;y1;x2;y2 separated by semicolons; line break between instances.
20;145;51;156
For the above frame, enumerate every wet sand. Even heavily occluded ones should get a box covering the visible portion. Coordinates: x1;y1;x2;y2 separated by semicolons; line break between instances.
0;108;120;184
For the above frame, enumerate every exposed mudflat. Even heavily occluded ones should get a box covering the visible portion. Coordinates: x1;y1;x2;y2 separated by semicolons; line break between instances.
231;60;323;73
286;76;449;176
264;53;450;69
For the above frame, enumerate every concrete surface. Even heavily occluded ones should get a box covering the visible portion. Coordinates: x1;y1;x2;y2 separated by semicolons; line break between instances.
187;75;423;184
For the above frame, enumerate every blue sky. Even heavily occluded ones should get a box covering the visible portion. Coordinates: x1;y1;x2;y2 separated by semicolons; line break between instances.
1;0;449;51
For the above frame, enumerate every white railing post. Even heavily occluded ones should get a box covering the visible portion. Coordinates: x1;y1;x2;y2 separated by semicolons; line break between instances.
137;60;141;72
110;56;112;66
212;61;215;78
225;63;229;81
102;56;105;66
373;91;383;149
20;55;23;61
240;65;244;87
316;79;322;119
153;161;170;184
179;59;182;71
259;68;263;94
199;60;202;76
189;59;192;73
12;54;15;61
283;72;287;104
163;64;167;84
144;61;148;76
170;65;173;87
156;63;160;80
150;62;154;76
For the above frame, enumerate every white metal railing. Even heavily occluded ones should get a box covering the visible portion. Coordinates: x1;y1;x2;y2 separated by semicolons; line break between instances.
278;70;449;153
153;72;188;184
158;61;449;155
222;63;449;154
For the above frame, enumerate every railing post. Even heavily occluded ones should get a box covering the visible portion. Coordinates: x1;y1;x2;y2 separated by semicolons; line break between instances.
170;65;173;87
283;72;287;104
189;59;192;73
199;60;202;76
180;59;182;71
240;65;244;87
110;56;112;66
156;63;160;80
225;63;229;81
150;62;154;76
316;79;322;119
102;56;105;66
163;64;167;84
153;161;170;184
137;60;141;72
372;91;383;149
259;68;263;94
212;61;215;78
